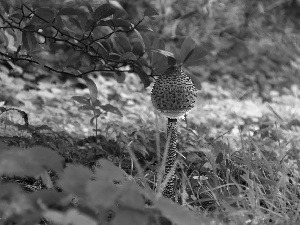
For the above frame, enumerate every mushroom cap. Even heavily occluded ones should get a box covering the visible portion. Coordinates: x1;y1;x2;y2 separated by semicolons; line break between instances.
151;66;197;118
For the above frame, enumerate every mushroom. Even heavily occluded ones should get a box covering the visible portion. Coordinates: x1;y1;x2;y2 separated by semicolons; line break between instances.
151;66;197;201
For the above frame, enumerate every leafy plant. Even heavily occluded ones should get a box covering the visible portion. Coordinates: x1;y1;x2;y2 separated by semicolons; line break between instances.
0;0;208;90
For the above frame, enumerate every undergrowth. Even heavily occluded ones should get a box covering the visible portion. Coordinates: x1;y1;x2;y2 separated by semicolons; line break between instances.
1;103;300;225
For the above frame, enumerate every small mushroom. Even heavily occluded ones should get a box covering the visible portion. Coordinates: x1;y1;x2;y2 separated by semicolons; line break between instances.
151;66;197;201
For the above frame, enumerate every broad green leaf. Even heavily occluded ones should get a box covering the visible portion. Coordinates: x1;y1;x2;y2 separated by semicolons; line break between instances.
57;164;93;197
44;209;97;225
132;41;145;56
84;78;98;103
94;159;127;182
144;7;159;17
58;8;82;16
64;51;81;67
152;38;167;72
40;170;54;189
10;12;22;20
120;52;136;61
157;197;219;225
109;53;121;60
69;17;82;31
90;41;108;57
113;8;126;18
99;104;123;117
72;96;90;105
137;25;154;32
22;29;37;53
153;54;168;75
0;30;9;47
30;8;54;24
113;208;148;225
106;18;133;30
0;146;64;177
80;53;92;67
84;19;96;32
152;38;165;50
140;33;151;51
134;66;151;88
150;49;175;58
185;72;202;90
29;190;67;207
137;58;149;67
113;72;126;83
79;105;94;111
93;3;116;22
178;37;195;65
0;1;10;14
182;46;209;67
86;180;119;208
115;34;131;53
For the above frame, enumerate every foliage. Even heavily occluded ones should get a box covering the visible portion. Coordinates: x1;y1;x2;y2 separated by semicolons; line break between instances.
1;0;300;225
0;0;208;90
0;142;220;225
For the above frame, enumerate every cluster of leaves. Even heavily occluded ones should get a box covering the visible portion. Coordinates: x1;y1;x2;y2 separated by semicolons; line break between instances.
0;0;208;89
0;141;221;225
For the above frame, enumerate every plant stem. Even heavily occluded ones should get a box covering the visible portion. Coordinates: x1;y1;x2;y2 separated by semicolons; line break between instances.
162;118;178;201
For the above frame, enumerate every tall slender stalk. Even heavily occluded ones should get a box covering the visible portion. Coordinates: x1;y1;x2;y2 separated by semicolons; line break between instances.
162;118;178;201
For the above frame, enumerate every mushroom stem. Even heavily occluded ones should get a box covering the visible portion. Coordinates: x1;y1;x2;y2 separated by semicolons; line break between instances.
162;118;178;201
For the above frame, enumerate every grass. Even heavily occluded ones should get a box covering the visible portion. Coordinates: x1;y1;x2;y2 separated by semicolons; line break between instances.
1;69;300;225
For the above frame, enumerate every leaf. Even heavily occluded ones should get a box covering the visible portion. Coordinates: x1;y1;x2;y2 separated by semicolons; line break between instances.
84;19;96;32
0;146;64;177
215;152;224;164
86;180;119;208
120;52;136;61
106;18;133;30
178;37;195;65
134;66;151;88
84;78;98;103
90;41;108;57
40;170;54;189
144;7;159;17
137;25;154;32
30;8;54;24
140;33;151;51
22;29;37;53
93;3;116;22
72;96;90;105
113;72;126;83
80;53;92;67
156;197;217;225
114;34;131;53
182;46;209;67
99;104;123;117
152;38;165;50
109;53;120;60
132;41;145;56
153;54;168;74
69;17;82;31
79;105;94;111
0;30;9;47
58;8;82;16
44;209;97;225
119;181;145;208
57;164;93;197
150;49;175;58
95;159;127;182
64;51;81;67
186;72;202;90
29;190;67;207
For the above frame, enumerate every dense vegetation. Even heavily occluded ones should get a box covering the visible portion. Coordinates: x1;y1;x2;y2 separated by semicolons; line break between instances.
1;0;300;225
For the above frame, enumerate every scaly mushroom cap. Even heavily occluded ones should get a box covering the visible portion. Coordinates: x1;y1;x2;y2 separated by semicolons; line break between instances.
151;66;197;118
